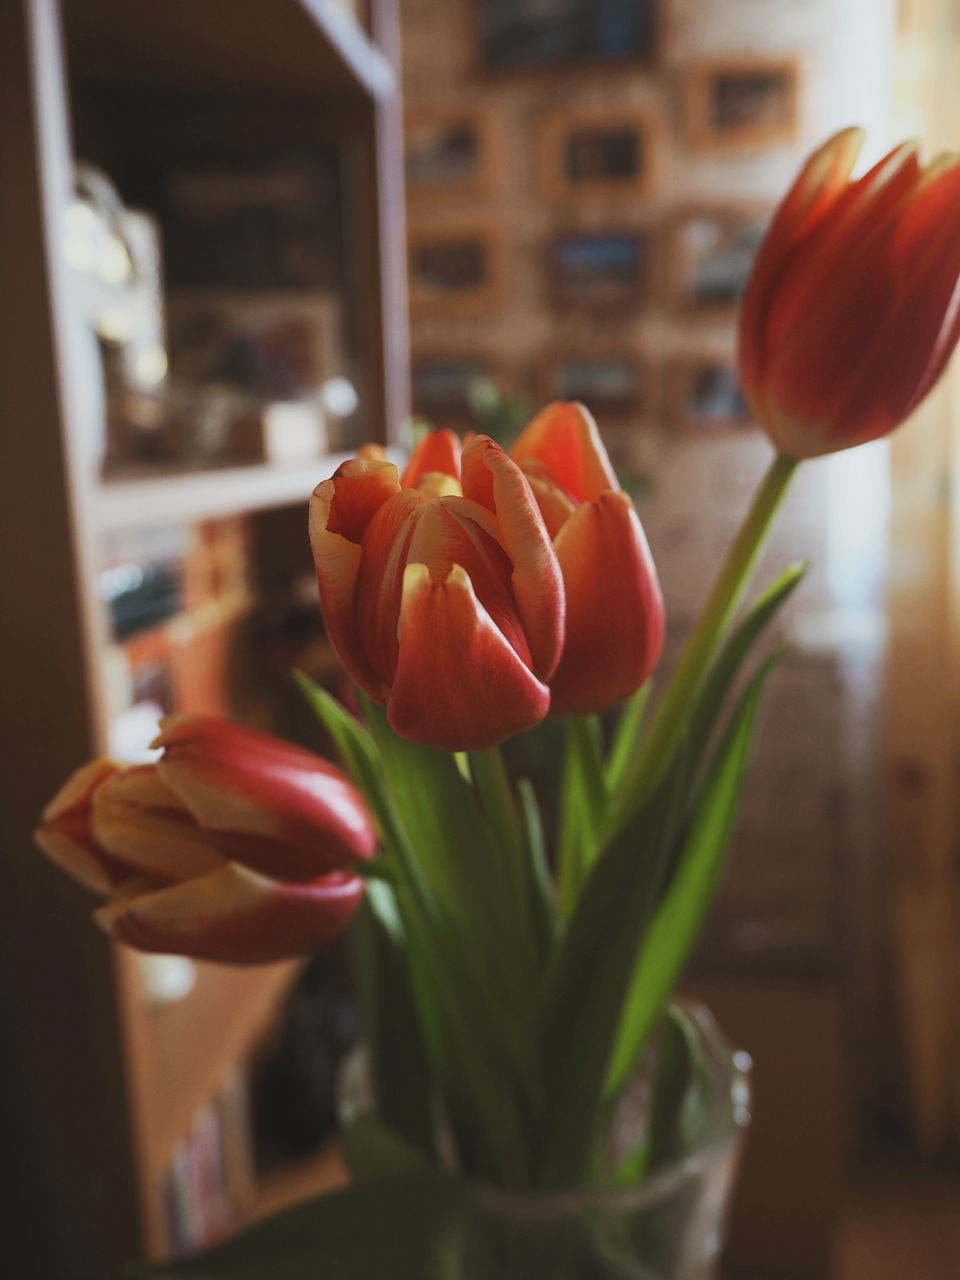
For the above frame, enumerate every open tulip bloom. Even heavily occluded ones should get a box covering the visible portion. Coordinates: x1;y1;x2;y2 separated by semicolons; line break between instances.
36;129;960;1276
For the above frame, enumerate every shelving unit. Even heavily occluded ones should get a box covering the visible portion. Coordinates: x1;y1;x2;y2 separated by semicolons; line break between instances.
0;2;408;1276
95;456;358;532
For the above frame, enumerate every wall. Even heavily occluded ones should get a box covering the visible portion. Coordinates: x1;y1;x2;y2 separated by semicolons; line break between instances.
401;0;895;991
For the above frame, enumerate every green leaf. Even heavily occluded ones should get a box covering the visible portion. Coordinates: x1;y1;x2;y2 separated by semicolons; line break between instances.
604;684;652;794
537;754;691;1187
556;716;609;916
136;1173;467;1279
359;697;539;1185
293;671;379;799
603;654;779;1104
517;777;557;962
348;887;434;1159
467;747;528;914
685;562;805;777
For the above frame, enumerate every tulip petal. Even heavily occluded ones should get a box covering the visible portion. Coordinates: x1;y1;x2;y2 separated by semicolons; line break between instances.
34;825;125;895
461;436;565;680
409;497;532;666
760;141;924;364
509;402;619;504
40;757;119;824
95;863;364;964
739;127;865;407
310;460;402;697
760;159;960;456
35;758;128;892
550;493;665;717
154;716;377;875
91;779;226;884
519;466;577;540
353;490;423;693
388;563;550;750
401;428;461;489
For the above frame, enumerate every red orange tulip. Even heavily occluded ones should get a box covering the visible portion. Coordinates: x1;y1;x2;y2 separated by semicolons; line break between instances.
34;715;374;963
739;127;960;458
310;432;564;750
510;402;664;716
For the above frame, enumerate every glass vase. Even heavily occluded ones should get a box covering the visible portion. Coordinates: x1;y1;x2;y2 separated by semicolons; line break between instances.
456;1006;750;1280
339;1004;750;1280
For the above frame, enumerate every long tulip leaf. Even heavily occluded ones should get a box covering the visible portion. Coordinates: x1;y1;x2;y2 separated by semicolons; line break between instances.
467;747;528;915
686;562;805;772
640;564;805;907
348;885;434;1158
604;683;652;793
293;670;378;788
297;677;532;1181
359;697;541;1183
537;751;692;1187
603;654;779;1103
556;715;609;916
137;1172;467;1279
517;777;557;962
611;455;798;828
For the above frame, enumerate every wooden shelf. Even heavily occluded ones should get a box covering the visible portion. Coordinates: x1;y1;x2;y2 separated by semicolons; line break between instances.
94;455;355;532
62;0;395;101
120;955;304;1185
1;0;408;1269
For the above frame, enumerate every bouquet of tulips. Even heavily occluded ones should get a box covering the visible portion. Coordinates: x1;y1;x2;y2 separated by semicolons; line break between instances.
36;130;960;1277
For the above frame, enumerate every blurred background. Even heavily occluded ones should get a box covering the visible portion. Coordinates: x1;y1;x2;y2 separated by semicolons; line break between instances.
2;1;959;1276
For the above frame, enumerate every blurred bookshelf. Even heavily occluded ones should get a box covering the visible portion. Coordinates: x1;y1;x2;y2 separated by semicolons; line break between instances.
0;1;407;1276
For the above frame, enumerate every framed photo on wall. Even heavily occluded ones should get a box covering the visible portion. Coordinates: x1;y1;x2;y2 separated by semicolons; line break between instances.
540;351;649;421
405;111;496;204
476;0;657;72
547;230;654;310
664;358;753;431
683;58;800;151
411;353;495;424
408;227;505;315
538;108;661;205
666;208;768;315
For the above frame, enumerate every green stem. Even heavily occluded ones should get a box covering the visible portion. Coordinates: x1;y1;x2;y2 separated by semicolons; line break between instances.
614;451;798;825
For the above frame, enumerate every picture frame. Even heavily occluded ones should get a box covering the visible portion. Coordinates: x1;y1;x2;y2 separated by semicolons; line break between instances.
683;58;800;151
538;107;662;206
411;353;497;424
475;0;657;74
407;227;505;315
664;358;753;431
547;229;654;311
405;111;496;204
539;351;649;422
665;208;768;316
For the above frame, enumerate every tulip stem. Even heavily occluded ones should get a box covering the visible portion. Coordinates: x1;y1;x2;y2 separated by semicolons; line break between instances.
615;450;798;824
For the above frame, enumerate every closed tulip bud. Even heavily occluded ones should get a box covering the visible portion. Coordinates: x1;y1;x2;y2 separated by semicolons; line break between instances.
739;127;960;459
310;431;565;750
34;716;375;964
510;402;664;716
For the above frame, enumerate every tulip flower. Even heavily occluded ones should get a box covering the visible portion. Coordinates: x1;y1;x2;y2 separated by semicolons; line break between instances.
34;715;375;964
509;402;664;716
739;127;960;458
310;431;564;750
